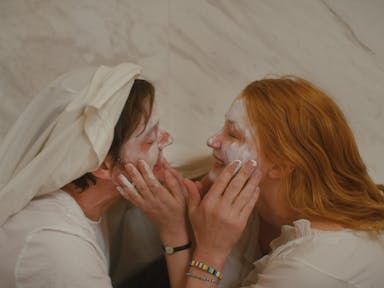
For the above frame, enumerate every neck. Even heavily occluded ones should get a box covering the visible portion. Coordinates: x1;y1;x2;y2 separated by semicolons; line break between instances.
62;181;120;221
257;178;297;229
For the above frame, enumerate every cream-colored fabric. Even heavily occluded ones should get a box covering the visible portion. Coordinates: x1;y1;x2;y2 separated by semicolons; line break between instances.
241;219;384;288
0;190;112;288
0;63;141;225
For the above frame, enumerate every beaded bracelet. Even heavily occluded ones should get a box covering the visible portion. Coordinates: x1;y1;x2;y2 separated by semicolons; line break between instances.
186;272;219;285
189;259;223;280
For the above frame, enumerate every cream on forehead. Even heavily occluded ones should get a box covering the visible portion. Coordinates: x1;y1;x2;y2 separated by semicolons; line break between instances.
226;98;252;140
226;98;245;123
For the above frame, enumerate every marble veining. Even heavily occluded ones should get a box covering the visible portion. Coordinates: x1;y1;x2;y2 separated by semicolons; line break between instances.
0;0;383;181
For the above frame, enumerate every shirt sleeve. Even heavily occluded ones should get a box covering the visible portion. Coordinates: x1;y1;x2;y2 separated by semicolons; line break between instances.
240;258;351;288
15;229;113;288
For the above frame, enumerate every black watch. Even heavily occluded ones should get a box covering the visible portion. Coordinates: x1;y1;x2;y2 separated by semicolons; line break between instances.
161;242;192;255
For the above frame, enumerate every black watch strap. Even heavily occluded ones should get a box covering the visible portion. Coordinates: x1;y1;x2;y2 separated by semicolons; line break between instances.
162;242;192;255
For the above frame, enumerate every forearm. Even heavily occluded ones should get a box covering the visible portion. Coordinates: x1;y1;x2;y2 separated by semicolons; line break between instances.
161;230;191;288
163;236;229;288
165;249;191;288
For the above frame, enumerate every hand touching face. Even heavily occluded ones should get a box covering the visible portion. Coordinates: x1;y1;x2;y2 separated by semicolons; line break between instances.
207;98;258;181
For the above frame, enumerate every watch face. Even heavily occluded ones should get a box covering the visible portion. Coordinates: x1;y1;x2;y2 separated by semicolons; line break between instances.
165;246;174;254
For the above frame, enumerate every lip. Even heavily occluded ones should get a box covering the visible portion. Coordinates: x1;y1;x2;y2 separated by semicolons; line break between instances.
153;156;163;171
212;154;225;165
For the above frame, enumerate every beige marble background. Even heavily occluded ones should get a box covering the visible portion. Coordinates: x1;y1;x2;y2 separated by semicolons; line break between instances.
0;0;383;181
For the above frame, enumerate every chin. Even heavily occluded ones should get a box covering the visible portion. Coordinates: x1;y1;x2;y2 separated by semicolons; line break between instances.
153;158;165;182
208;165;224;181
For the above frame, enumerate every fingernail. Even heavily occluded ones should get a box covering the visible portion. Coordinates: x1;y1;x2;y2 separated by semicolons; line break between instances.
116;185;126;195
118;174;134;190
244;160;257;172
231;160;242;174
140;160;157;180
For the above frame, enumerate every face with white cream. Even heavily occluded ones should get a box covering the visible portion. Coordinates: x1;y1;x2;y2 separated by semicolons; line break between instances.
207;97;258;180
118;103;173;174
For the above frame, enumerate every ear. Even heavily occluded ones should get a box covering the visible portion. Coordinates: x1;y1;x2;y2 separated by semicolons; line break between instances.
91;155;114;180
267;162;294;179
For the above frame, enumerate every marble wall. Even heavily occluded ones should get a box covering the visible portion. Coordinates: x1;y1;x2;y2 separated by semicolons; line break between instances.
1;0;383;181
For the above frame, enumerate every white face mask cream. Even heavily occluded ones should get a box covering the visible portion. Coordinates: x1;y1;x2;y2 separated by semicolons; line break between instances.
118;103;173;172
207;98;257;180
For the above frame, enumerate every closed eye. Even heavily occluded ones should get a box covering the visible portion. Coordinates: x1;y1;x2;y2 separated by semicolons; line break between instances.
228;132;238;139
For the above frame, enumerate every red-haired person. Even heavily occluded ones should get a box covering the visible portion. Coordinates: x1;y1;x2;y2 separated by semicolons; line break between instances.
118;76;384;288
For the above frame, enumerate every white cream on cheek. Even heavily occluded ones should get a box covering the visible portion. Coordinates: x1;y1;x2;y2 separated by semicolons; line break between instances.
223;98;258;164
208;98;257;182
222;141;255;164
119;107;160;170
158;129;173;149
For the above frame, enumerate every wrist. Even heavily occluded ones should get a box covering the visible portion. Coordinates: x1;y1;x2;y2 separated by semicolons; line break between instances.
162;241;191;255
192;248;228;270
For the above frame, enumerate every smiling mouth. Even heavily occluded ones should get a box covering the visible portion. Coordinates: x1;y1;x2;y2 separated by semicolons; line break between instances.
212;154;225;165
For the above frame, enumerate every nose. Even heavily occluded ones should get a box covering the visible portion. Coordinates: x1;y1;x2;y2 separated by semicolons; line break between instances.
158;129;173;150
207;130;222;149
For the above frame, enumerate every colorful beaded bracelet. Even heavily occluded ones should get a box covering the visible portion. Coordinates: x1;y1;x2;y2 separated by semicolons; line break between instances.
189;259;223;280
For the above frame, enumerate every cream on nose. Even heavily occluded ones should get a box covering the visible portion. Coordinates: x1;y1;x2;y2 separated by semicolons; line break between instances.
158;130;173;149
207;134;221;149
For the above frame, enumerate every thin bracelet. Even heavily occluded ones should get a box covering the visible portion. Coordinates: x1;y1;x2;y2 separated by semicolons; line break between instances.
189;259;223;280
186;272;220;285
161;242;192;255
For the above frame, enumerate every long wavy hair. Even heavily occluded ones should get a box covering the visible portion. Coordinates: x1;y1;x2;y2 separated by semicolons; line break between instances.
242;76;384;231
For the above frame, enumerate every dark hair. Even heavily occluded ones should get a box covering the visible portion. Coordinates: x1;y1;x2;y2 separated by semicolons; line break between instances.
72;79;155;191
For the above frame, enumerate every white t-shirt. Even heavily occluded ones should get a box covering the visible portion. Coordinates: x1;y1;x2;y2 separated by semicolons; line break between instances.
241;219;384;288
0;190;112;288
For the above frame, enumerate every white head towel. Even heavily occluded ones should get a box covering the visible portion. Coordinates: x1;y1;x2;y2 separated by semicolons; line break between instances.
0;62;141;225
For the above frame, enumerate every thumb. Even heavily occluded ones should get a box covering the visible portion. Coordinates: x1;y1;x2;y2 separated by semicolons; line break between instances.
184;178;201;212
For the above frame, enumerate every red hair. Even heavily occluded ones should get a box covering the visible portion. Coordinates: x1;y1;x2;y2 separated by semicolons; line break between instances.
242;76;384;231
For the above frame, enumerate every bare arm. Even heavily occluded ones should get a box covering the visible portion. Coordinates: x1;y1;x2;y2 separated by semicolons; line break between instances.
183;160;262;288
116;160;191;288
117;160;262;288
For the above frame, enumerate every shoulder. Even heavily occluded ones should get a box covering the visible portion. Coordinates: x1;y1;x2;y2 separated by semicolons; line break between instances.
243;255;352;288
280;230;384;267
248;230;384;288
15;229;111;288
